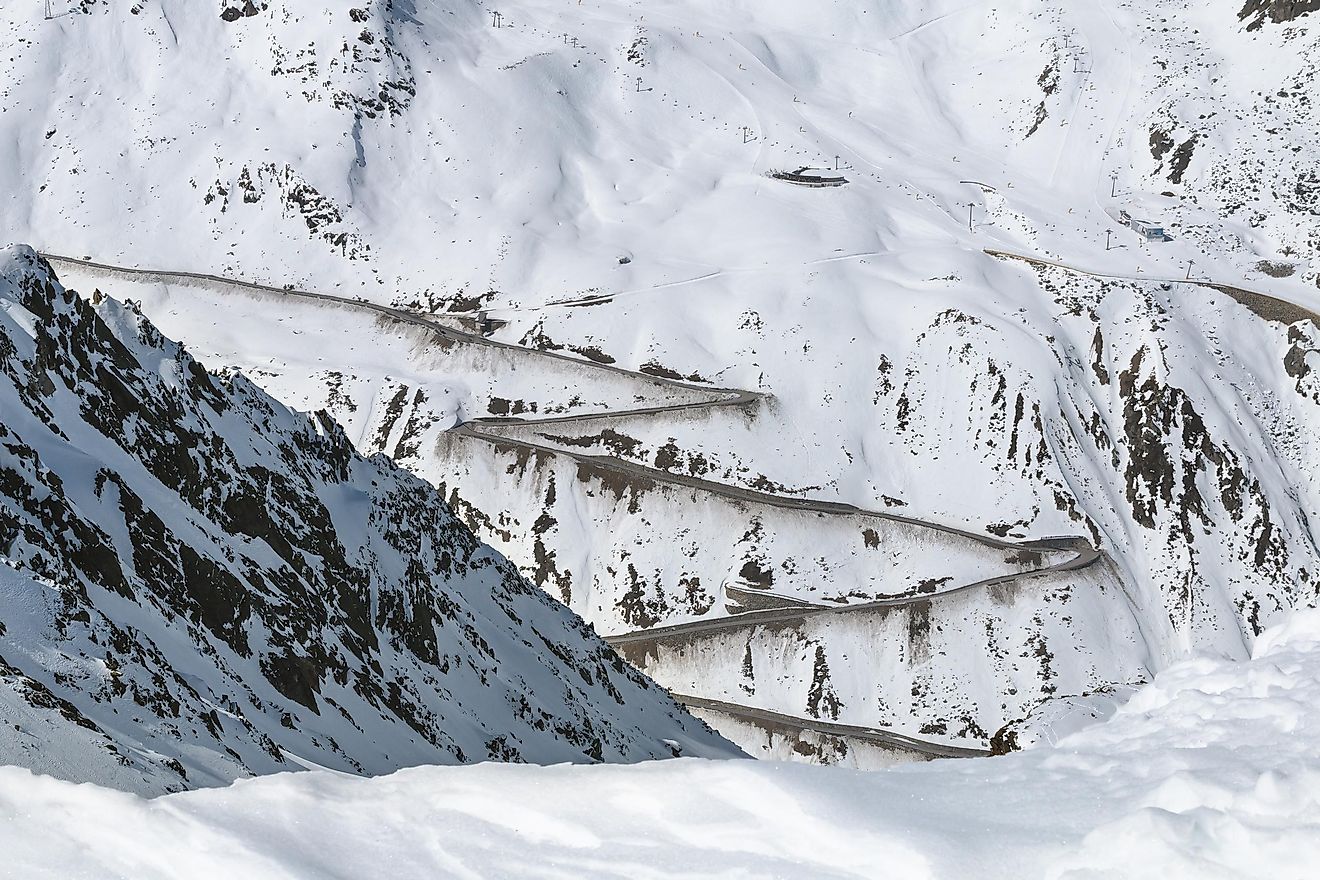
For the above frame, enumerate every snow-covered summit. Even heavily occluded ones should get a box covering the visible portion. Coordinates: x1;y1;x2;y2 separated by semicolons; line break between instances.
0;245;738;794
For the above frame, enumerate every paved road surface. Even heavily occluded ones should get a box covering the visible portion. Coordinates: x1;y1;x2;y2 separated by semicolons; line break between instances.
986;248;1320;325
675;693;991;759
603;538;1098;646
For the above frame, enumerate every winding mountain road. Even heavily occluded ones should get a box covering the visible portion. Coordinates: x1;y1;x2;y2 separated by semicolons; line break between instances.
42;250;1107;760
986;248;1320;325
603;537;1097;648
675;693;992;759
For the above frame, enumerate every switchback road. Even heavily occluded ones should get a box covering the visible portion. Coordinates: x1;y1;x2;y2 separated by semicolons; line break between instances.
675;694;991;759
42;250;1110;760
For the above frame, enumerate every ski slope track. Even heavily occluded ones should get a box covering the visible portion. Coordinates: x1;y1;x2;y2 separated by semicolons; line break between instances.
41;251;1103;761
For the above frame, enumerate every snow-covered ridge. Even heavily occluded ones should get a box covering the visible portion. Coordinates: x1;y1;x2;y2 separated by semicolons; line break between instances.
0;245;738;794
6;0;1317;297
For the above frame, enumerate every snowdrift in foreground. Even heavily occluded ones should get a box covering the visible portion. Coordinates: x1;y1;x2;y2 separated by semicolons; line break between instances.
5;609;1320;880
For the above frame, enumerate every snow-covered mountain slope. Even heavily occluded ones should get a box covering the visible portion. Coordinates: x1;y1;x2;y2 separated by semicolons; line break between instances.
3;0;1320;759
7;604;1320;879
42;255;1166;763
0;246;737;795
3;0;1316;298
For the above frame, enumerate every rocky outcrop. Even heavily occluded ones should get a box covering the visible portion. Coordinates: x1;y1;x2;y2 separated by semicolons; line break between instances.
0;246;737;794
1240;0;1320;30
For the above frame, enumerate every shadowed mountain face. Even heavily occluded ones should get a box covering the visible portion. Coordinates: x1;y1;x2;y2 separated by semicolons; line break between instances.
0;245;738;794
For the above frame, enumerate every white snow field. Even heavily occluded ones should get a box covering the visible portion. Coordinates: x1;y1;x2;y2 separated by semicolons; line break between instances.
5;605;1320;879
2;0;1320;872
4;0;1320;758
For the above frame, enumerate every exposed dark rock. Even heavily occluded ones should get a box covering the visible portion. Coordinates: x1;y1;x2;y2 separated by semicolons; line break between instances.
1239;0;1320;30
0;246;736;794
1169;135;1198;185
219;1;265;23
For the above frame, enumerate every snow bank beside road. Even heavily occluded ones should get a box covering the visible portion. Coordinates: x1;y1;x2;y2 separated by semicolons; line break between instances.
5;609;1320;879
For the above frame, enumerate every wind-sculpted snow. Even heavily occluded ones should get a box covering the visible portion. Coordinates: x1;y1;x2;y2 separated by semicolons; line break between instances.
6;605;1320;878
0;246;738;794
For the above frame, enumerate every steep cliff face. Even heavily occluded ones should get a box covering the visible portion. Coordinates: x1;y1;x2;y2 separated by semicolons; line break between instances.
0;246;737;794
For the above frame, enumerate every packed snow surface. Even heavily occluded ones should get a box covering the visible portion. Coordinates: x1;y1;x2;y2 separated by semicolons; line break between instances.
4;607;1320;879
